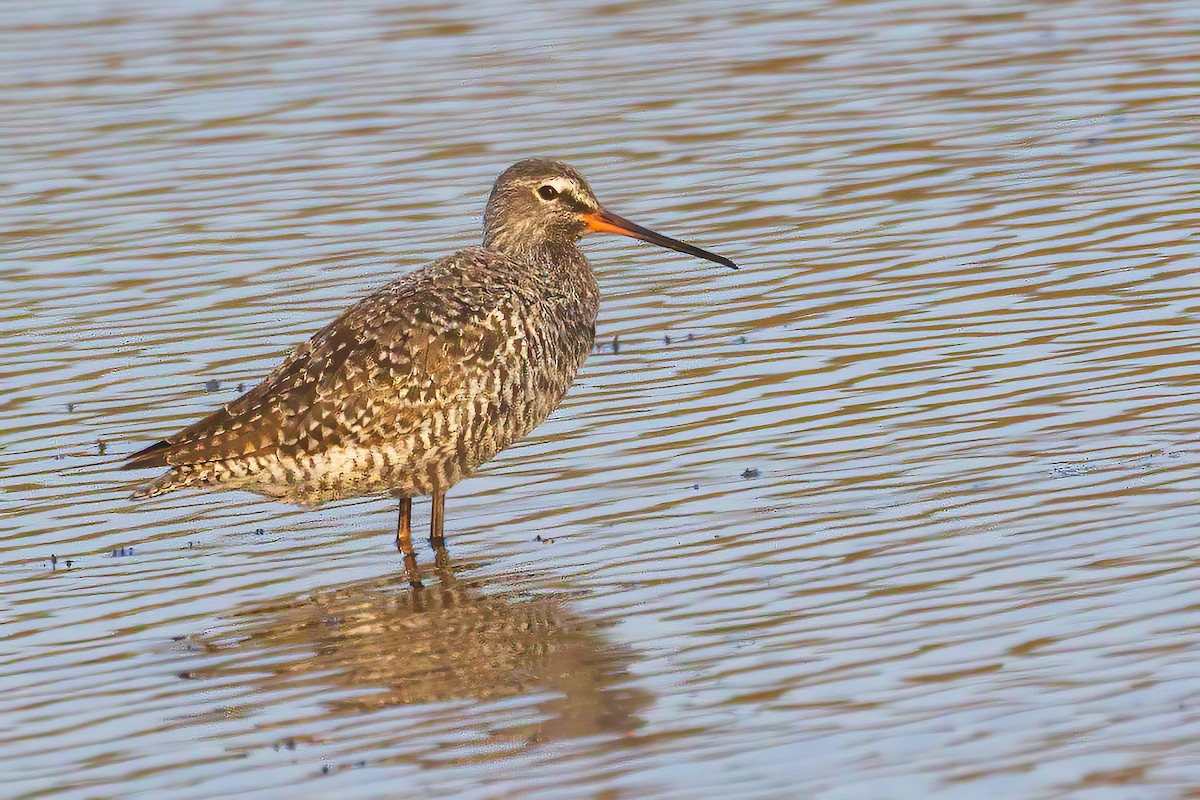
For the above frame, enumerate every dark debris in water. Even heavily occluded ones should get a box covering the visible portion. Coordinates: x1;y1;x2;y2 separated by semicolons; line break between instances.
204;379;220;392
1049;462;1094;478
49;554;74;569
1049;449;1188;479
741;468;760;479
320;759;367;776
51;439;112;460
268;733;334;760
594;334;621;354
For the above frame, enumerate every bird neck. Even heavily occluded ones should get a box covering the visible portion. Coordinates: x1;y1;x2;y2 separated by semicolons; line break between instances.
485;230;589;278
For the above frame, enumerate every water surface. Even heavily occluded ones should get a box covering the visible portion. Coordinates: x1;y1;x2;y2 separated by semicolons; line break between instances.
3;1;1199;797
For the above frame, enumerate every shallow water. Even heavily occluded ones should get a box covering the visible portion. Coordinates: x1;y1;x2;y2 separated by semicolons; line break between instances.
3;0;1199;797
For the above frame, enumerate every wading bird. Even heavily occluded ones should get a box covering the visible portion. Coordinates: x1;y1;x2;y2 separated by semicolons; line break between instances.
124;159;737;561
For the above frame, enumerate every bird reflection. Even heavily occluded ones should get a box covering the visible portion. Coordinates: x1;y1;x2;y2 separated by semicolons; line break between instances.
180;548;649;757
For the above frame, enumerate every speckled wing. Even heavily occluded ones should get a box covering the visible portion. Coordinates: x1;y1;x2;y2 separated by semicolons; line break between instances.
123;249;518;470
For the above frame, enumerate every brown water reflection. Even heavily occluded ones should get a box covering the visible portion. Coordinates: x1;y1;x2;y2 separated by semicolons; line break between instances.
4;0;1200;798
179;553;648;769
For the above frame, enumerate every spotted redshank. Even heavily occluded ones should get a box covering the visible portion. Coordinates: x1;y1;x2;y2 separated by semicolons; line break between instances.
124;159;737;559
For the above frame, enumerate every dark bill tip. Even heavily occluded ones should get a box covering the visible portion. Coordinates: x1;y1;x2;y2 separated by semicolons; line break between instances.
582;209;738;270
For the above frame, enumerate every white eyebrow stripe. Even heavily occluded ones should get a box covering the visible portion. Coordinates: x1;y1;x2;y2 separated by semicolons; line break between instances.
533;176;594;210
542;177;578;194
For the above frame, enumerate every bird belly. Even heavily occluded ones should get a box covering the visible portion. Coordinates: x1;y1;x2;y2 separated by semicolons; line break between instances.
233;395;545;505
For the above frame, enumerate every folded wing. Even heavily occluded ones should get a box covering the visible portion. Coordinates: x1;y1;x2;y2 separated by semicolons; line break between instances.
124;250;517;472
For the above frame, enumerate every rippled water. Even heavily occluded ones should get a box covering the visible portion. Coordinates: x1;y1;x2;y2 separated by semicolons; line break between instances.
4;0;1199;797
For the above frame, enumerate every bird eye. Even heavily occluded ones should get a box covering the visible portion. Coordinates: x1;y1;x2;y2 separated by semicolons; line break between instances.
537;185;559;201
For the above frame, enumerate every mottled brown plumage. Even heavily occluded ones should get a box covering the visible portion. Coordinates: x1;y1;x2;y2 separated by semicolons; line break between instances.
125;159;736;554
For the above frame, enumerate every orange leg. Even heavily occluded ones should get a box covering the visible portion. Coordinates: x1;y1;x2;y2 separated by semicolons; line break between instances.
430;491;446;548
396;497;421;585
396;497;414;555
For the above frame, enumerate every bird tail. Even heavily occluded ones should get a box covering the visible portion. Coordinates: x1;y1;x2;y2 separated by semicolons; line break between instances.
128;466;202;499
121;439;172;471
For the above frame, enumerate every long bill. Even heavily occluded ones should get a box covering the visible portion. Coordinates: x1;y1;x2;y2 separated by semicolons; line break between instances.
581;208;738;270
